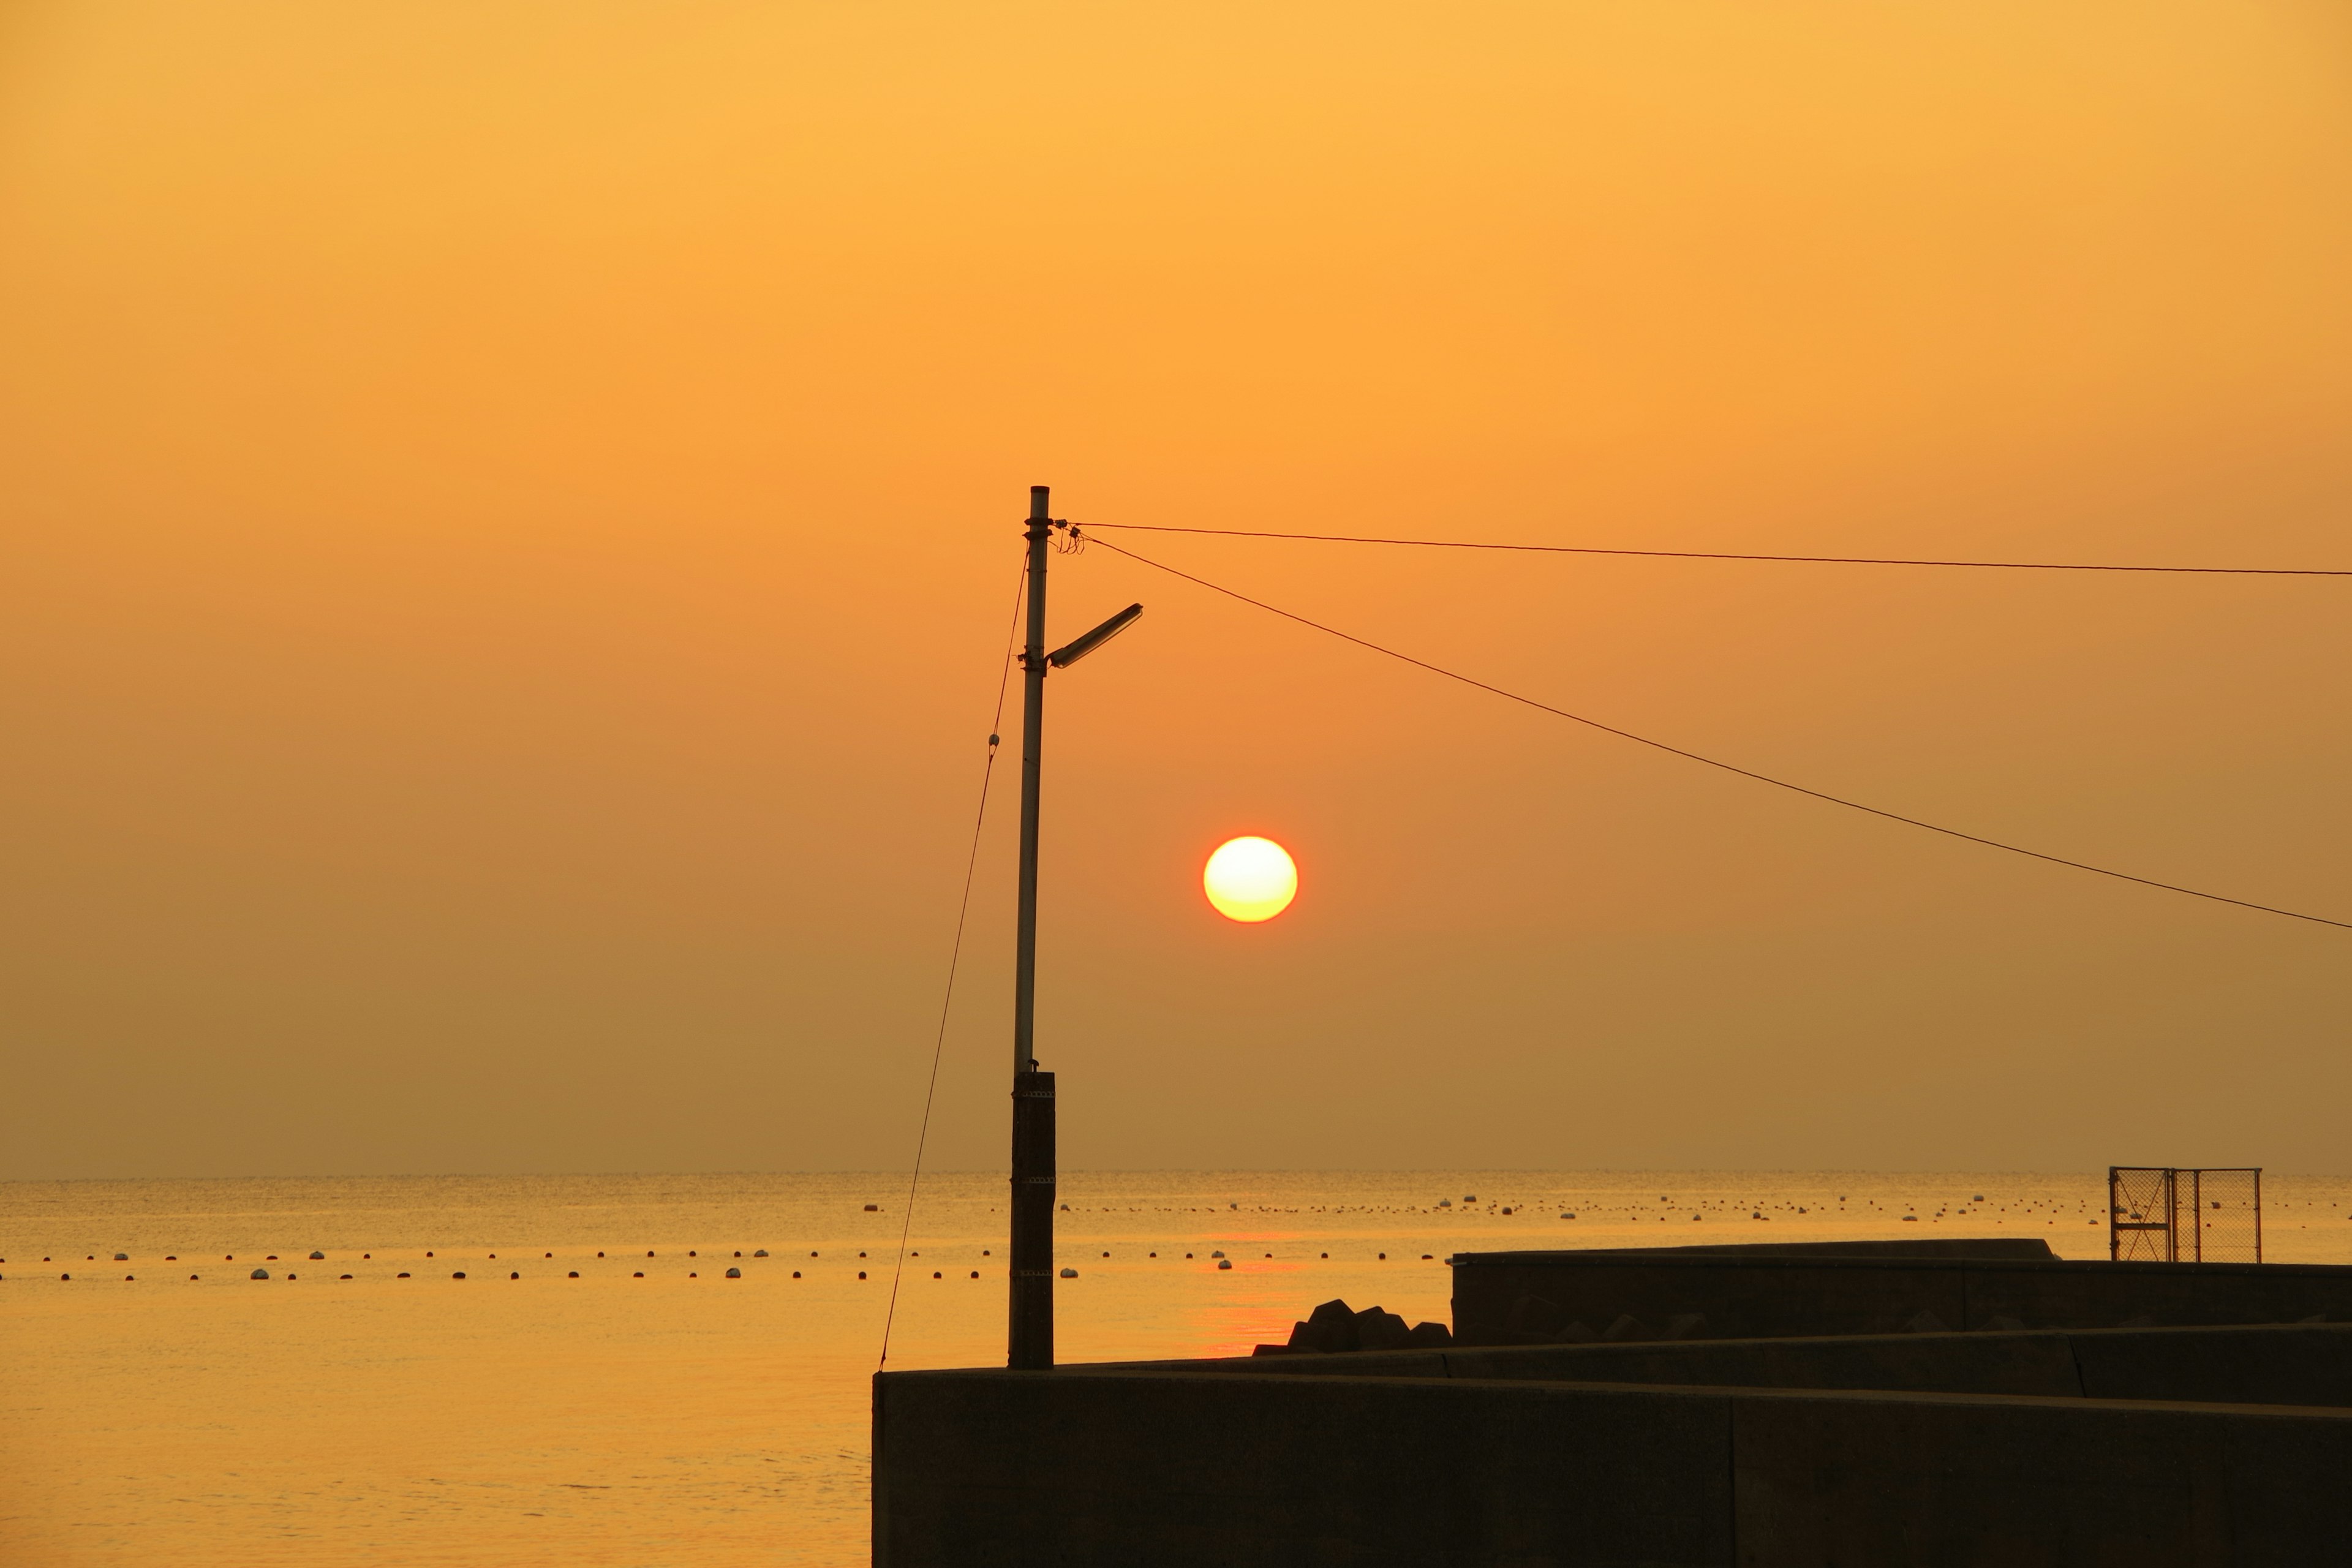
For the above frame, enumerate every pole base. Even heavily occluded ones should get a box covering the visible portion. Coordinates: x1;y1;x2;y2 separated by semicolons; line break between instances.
1008;1069;1056;1369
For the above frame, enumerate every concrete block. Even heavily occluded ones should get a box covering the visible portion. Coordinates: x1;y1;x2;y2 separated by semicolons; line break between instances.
1298;1297;1359;1352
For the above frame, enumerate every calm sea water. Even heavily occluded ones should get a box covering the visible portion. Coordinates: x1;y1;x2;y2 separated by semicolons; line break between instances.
6;1168;2350;1566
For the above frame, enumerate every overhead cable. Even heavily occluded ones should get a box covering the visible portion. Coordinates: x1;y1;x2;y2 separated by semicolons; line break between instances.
1077;522;2352;577
1082;533;2350;932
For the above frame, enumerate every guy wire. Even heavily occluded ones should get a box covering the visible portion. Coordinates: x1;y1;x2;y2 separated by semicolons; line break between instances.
880;556;1029;1370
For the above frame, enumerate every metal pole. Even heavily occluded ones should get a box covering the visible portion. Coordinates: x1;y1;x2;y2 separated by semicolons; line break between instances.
1008;484;1056;1370
2253;1167;2263;1264
2173;1170;2192;1269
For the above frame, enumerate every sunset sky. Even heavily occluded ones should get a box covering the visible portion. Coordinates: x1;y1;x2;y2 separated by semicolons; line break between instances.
3;2;2347;1180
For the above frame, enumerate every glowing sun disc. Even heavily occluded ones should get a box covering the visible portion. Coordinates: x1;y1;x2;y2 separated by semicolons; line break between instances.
1204;836;1298;923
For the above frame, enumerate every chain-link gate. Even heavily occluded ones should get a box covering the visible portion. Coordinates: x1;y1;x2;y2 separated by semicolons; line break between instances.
2109;1167;2262;1263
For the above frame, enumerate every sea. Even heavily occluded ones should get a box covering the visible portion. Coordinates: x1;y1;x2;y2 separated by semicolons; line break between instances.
6;1168;2350;1566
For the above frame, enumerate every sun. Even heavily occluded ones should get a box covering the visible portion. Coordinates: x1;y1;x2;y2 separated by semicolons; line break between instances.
1203;836;1298;923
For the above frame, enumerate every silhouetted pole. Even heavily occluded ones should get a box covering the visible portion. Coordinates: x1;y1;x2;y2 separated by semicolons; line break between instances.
1009;484;1056;1370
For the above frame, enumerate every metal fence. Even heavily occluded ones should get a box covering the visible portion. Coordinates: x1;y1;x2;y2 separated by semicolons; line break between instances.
2109;1167;2261;1264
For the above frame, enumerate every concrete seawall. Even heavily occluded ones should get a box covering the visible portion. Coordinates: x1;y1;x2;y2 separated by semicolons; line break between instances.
873;1365;2352;1566
876;1244;2352;1564
1155;1321;2352;1408
1451;1248;2352;1343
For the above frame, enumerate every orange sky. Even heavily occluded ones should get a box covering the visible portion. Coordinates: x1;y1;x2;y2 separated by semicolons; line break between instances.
3;2;2348;1179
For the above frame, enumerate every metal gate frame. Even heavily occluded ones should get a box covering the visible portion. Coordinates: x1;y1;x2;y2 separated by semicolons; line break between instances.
2108;1167;2262;1263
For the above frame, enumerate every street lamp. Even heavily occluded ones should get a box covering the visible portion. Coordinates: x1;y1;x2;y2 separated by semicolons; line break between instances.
1009;485;1143;1371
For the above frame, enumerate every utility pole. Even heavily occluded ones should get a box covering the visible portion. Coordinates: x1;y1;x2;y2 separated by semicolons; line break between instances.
1009;484;1056;1370
1003;486;1142;1371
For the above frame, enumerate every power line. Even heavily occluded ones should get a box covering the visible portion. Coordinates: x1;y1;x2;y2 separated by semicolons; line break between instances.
1078;521;2352;577
1082;533;2350;932
879;556;1028;1371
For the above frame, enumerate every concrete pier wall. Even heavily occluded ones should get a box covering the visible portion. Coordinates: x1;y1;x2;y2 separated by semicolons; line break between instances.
1450;1248;2352;1343
1172;1322;2352;1408
876;1246;2352;1564
872;1365;2352;1566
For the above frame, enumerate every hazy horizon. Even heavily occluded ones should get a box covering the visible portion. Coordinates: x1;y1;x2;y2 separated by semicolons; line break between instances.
10;1161;2350;1188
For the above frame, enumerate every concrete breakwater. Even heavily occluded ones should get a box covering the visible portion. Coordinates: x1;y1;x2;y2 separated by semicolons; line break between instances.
1275;1296;1453;1353
873;1240;2352;1566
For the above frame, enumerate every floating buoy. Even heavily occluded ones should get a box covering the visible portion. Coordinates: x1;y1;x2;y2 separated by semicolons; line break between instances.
453;1272;466;1280
1378;1253;1387;1260
688;1251;696;1257
309;1251;325;1260
864;1204;880;1212
968;1271;978;1279
792;1271;801;1278
633;1272;644;1278
568;1271;579;1278
753;1249;768;1257
597;1251;605;1257
688;1272;698;1278
1215;1260;1231;1271
61;1272;72;1281
1210;1250;1225;1258
1060;1267;1079;1278
726;1267;741;1278
930;1271;940;1280
509;1272;519;1280
397;1272;410;1278
858;1271;867;1280
115;1253;129;1261
265;1255;277;1261
250;1268;268;1280
1320;1253;1328;1259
